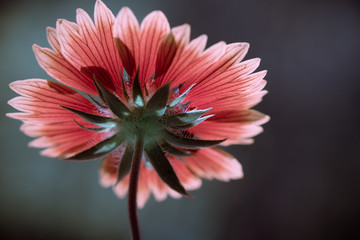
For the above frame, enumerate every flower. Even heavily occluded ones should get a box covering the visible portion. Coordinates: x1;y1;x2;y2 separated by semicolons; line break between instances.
7;0;269;208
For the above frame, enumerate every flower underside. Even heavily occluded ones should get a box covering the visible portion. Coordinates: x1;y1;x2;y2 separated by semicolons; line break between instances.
62;69;225;196
7;1;270;209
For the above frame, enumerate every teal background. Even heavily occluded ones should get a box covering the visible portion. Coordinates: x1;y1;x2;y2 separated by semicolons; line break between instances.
1;0;359;239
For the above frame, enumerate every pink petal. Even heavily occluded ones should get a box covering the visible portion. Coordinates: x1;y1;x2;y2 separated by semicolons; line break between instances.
20;121;90;137
190;109;270;145
33;45;97;94
139;11;170;86
171;24;191;46
113;176;130;199
8;79;98;113
40;132;108;158
201;88;268;114
99;148;123;187
156;24;191;86
57;13;121;93
187;43;249;97
189;57;261;102
146;157;202;202
192;70;268;113
155;33;178;79
184;148;243;181
147;170;169;201
94;0;123;87
7;79;110;158
113;7;140;78
136;164;151;208
114;38;136;79
76;9;121;90
161;34;208;87
46;27;61;53
141;157;201;206
171;41;227;89
169;156;202;190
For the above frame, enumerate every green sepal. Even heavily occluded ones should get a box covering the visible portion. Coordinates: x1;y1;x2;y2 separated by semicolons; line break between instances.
120;71;130;102
159;140;193;157
145;142;191;197
168;84;195;108
65;134;125;161
88;94;107;108
170;115;213;130
60;105;115;127
164;108;211;127
146;83;170;116
73;119;105;132
163;130;226;149
93;75;130;118
132;69;144;108
116;142;133;183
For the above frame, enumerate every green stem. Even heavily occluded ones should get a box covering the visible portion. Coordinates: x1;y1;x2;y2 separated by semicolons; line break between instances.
128;131;144;240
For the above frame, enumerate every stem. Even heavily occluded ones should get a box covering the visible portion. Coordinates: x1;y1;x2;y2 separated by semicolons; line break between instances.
128;132;144;240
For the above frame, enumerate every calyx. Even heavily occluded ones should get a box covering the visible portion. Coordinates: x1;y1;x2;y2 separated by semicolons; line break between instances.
61;71;225;196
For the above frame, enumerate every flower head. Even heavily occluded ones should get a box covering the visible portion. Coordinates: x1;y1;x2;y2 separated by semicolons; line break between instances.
7;0;269;208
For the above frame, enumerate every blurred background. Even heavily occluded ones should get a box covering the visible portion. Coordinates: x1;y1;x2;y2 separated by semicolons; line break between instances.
0;0;359;239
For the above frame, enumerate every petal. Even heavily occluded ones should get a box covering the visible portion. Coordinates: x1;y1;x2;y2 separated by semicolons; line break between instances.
76;9;121;91
99;148;124;187
147;169;169;201
113;7;140;78
20;122;79;137
57;12;121;93
187;43;249;98
162;34;208;87
8;79;98;116
188;58;261;103
170;156;202;191
115;38;136;78
144;142;190;196
46;27;61;52
156;24;191;86
190;109;270;145
113;175;130;198
201;88;268;114
155;33;178;78
171;24;191;48
8;79;96;108
33;45;96;94
139;11;170;85
7;79;110;158
136;164;151;208
94;0;123;85
192;71;268;113
173;41;227;89
184;148;243;181
148;156;201;201
40;131;109;158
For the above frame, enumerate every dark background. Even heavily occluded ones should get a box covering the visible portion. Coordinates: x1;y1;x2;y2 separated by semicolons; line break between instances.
1;0;359;239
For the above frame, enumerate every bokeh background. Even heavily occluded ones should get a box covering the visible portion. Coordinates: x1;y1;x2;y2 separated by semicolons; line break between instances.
1;0;359;239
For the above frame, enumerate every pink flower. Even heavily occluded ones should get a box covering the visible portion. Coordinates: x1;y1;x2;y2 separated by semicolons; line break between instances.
7;0;269;208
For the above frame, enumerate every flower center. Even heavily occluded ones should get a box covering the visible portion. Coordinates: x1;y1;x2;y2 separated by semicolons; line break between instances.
120;108;163;147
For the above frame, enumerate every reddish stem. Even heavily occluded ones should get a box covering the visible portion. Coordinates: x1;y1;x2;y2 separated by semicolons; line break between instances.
128;132;144;240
